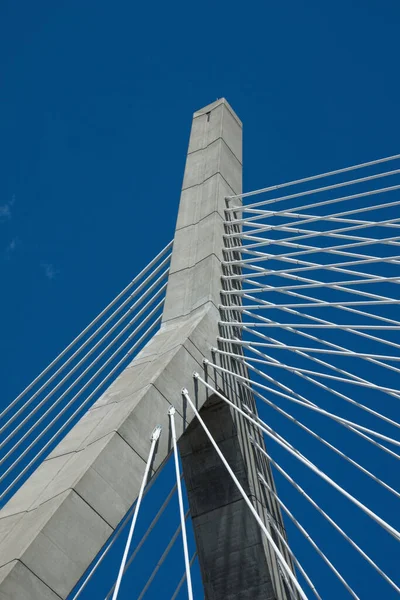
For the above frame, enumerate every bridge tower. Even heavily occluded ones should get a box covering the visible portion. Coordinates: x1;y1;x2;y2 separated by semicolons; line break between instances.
0;100;296;599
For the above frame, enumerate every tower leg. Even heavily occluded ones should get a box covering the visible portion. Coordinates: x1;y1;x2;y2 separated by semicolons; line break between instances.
180;394;279;600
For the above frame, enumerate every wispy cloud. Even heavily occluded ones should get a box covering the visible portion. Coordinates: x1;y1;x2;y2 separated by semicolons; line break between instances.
0;195;15;222
4;237;20;259
41;262;59;280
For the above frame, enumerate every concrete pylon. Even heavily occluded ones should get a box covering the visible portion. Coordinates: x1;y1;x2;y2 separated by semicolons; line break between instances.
0;99;295;599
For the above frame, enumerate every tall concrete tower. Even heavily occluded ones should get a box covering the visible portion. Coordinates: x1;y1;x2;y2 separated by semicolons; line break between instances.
0;100;296;600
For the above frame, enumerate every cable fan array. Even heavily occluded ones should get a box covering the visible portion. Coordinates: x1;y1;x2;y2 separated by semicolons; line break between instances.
214;153;400;598
1;153;400;600
0;242;172;505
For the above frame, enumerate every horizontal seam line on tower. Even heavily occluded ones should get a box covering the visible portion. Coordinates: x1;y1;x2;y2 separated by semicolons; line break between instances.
0;439;146;523
176;208;224;233
49;385;182;465
18;559;64;599
88;334;216;411
44;421;148;465
0;488;72;523
161;297;220;324
182;170;241;197
179;430;242;457
187;136;242;166
73;487;115;529
168;251;222;275
3;434;150;519
85;379;154;411
48;415;154;468
0;445;81;517
189;495;244;519
189;493;271;522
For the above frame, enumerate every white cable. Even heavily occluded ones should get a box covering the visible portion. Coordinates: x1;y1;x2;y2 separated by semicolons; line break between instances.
170;553;198;600
235;219;400;247
242;270;400;315
223;251;400;334
236;283;400;363
232;221;400;250
233;232;400;262
231;269;400;316
135;512;190;600
0;285;167;464
222;254;400;281
258;448;400;594
240;286;400;359
223;298;400;310
193;369;400;542
225;154;400;201
224;256;400;308
71;468;173;600
209;356;400;462
243;265;400;300
228;177;400;223
229;232;400;259
257;472;360;599
0;298;165;482
181;388;309;600
224;239;400;266
226;195;400;239
235;216;400;251
0;242;172;425
0;260;170;437
230;255;400;284
221;275;400;297
197;374;400;499
112;425;162;600
219;318;400;330
220;327;400;415
222;346;400;403
221;308;400;399
217;337;400;362
169;407;194;600
0;315;162;501
215;349;400;447
230;319;400;408
233;204;400;228
239;275;400;316
262;504;322;600
230;231;400;253
242;262;400;309
103;479;182;600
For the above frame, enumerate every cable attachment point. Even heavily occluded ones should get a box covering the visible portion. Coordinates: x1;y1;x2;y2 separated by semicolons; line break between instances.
151;425;162;441
192;372;199;379
168;406;176;416
181;388;189;396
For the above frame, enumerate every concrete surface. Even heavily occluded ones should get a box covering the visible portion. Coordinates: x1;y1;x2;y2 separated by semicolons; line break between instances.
0;99;295;600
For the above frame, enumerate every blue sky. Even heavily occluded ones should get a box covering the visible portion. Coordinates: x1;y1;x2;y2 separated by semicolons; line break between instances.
1;1;400;599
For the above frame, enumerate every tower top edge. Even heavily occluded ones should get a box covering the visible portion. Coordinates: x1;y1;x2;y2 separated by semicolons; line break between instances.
193;98;242;127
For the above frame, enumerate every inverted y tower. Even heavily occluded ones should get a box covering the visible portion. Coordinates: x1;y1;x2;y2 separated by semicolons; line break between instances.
0;100;295;599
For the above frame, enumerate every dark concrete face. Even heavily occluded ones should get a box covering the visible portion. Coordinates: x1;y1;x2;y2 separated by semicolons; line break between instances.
179;395;288;600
